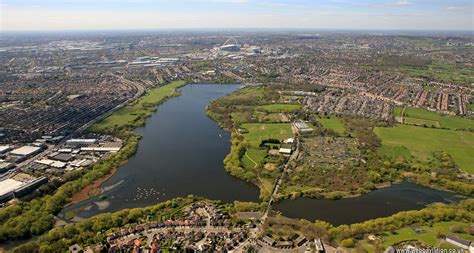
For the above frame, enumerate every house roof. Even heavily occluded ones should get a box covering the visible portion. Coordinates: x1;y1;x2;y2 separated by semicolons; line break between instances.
279;148;292;154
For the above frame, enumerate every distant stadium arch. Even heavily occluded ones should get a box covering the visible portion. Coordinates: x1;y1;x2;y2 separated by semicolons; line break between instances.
223;38;239;47
221;38;240;51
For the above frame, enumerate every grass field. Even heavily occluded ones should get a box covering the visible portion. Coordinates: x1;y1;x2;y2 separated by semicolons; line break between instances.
262;113;283;122
395;107;473;130
241;148;268;169
374;125;474;173
377;145;413;161
257;104;301;113
226;86;264;102
252;111;284;123
318;116;346;134
382;222;473;248
231;112;250;125
468;103;474;112
241;123;293;147
89;81;185;132
405;117;440;128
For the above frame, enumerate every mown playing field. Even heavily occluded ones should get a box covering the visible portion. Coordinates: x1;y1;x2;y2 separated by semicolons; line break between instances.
394;106;473;130
241;148;268;169
374;125;474;173
318;116;346;134
381;222;474;248
257;103;301;113
241;123;293;147
89;81;185;132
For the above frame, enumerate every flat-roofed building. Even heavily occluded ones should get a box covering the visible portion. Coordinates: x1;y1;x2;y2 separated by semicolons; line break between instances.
0;161;15;173
13;177;48;198
284;138;294;144
10;146;42;157
0;179;24;202
51;153;73;162
276;241;293;249
58;148;73;153
314;239;325;253
35;159;66;168
295;235;307;247
0;145;12;154
279;143;293;155
70;158;93;167
294;121;314;134
66;139;98;146
80;147;121;152
279;147;292;155
261;236;275;246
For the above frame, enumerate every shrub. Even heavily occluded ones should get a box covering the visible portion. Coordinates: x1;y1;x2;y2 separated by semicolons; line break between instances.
341;238;356;248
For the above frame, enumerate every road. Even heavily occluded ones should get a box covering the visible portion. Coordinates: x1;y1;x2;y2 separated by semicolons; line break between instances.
73;73;146;134
1;75;146;181
261;123;300;225
233;122;301;252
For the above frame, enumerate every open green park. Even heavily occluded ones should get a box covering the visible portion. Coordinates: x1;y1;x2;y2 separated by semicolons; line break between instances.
241;148;268;169
375;124;474;173
239;123;293;170
318;116;346;134
89;80;186;132
394;106;474;130
240;123;293;147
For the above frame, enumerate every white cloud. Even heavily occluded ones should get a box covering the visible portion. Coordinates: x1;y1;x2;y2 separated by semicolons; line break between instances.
393;0;412;6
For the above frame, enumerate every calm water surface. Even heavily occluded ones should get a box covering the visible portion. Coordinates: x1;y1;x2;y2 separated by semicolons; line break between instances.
61;84;457;224
61;84;259;218
274;181;457;226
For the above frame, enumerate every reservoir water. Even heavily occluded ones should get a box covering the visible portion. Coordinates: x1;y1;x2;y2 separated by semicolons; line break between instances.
274;181;457;226
61;84;260;218
61;84;458;224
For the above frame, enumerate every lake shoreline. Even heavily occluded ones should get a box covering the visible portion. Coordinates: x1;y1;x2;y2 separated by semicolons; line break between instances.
61;84;460;226
65;81;187;207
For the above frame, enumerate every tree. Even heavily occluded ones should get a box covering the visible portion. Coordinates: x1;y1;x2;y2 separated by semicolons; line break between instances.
341;238;355;248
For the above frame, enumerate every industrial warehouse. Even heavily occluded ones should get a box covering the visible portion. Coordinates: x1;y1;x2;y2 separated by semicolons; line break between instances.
0;134;122;204
0;176;48;203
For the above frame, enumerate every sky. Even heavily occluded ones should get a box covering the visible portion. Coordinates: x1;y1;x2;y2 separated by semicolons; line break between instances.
0;0;473;31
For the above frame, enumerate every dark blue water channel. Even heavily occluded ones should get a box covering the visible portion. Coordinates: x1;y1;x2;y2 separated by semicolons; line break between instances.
60;84;458;225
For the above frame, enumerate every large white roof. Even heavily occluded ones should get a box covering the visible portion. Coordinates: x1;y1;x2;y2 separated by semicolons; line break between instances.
11;146;41;156
66;139;97;143
279;148;292;154
35;159;66;168
0;146;11;153
0;179;24;196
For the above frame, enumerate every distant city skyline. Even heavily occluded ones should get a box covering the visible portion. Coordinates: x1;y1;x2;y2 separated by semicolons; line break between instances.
1;0;473;31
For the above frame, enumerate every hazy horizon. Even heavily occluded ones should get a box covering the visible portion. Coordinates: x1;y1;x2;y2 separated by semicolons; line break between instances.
1;0;473;31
